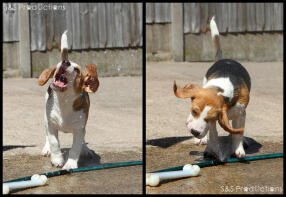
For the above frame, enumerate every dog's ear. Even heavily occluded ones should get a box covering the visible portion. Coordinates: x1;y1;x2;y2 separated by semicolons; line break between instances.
173;80;200;99
38;65;57;86
82;64;99;93
218;104;244;134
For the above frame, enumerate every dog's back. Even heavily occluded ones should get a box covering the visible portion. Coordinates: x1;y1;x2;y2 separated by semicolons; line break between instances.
205;16;251;107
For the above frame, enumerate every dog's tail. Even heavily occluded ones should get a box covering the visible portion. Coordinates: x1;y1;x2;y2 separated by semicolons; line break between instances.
210;16;222;61
61;30;68;61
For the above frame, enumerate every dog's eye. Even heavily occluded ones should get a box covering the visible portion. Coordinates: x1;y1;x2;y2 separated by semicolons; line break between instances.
74;68;80;74
192;109;198;116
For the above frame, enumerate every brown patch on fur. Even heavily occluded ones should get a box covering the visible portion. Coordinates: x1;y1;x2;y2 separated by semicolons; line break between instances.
73;65;85;94
191;87;224;121
173;81;200;99
237;82;250;108
82;64;99;93
196;87;244;134
73;64;100;94
226;82;250;109
73;91;90;121
38;65;57;86
218;104;244;134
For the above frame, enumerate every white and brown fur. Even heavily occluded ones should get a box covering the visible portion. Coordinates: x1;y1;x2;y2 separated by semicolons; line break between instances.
173;16;251;161
38;30;99;169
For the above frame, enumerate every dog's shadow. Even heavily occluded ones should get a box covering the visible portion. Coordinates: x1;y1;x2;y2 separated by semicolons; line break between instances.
3;145;36;151
191;135;262;161
61;147;101;167
146;136;193;148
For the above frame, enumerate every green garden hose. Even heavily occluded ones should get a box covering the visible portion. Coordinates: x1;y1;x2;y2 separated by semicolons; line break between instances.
151;153;283;173
4;160;142;183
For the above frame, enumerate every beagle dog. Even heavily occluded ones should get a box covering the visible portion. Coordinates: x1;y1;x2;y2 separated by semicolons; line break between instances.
173;17;251;161
38;31;99;169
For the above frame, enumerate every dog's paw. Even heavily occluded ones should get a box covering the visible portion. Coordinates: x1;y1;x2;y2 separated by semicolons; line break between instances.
193;136;208;145
62;159;78;170
41;144;51;157
51;153;64;167
234;144;245;158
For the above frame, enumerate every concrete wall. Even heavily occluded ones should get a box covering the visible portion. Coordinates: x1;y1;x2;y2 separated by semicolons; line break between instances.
185;32;283;62
32;48;142;77
146;23;283;62
146;24;172;61
3;45;142;78
3;42;22;77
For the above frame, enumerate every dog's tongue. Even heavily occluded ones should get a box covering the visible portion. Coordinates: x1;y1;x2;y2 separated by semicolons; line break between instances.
53;80;66;87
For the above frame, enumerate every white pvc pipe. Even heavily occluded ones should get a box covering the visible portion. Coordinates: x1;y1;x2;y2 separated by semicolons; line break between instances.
3;174;47;194
146;164;200;187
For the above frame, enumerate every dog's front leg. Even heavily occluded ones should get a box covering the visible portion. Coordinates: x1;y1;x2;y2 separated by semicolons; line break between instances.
45;124;64;167
62;129;86;170
204;121;225;161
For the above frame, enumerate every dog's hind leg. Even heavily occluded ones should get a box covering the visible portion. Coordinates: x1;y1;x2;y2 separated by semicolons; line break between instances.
80;140;94;158
41;136;51;156
231;112;246;158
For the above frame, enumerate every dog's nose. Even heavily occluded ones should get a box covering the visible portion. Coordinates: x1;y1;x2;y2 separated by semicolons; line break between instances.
191;129;201;137
61;60;71;69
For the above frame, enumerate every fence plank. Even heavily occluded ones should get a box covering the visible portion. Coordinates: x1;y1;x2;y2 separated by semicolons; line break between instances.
97;3;107;48
71;3;81;49
53;3;67;50
89;3;99;49
129;3;137;47
255;3;264;32
105;3;114;48
154;3;171;23
137;3;143;46
237;3;247;32
114;3;124;47
3;3;19;41
64;3;73;50
218;3;229;33
79;3;90;49
264;3;274;31
30;4;41;51
184;3;200;33
228;3;238;32
146;3;154;23
121;3;131;47
200;3;208;33
273;3;283;31
246;3;256;32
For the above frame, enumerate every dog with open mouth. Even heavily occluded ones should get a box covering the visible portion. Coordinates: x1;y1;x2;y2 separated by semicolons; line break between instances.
174;17;251;161
38;30;99;169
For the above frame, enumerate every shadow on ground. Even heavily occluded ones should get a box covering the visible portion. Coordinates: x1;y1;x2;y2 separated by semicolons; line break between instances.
191;136;262;161
3;145;36;151
146;136;192;148
61;148;101;167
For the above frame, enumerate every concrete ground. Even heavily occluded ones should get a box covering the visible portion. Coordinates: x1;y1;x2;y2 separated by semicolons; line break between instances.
3;76;142;194
146;61;283;194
